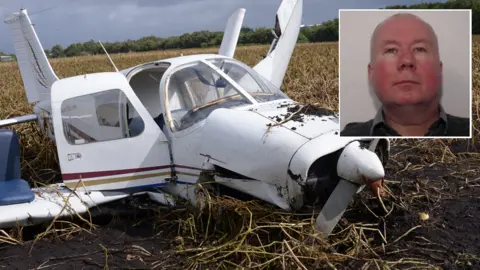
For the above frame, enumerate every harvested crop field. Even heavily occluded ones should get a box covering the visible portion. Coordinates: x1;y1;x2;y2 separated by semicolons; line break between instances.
0;42;479;269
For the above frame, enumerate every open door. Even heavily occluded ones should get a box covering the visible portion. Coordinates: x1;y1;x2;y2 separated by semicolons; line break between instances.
51;72;172;191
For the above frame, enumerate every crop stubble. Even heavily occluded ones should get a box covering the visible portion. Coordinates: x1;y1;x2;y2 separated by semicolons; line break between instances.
0;42;479;269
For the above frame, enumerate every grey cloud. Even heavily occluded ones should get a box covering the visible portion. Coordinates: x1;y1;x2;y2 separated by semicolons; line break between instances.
0;0;446;54
92;0;207;8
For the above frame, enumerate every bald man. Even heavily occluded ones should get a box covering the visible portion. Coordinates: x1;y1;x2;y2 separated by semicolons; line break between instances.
341;13;470;137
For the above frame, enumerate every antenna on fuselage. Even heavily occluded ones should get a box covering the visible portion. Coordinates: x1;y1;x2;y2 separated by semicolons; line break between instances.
98;40;119;72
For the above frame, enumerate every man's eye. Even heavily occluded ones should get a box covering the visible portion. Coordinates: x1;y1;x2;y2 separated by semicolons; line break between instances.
384;48;397;54
414;47;427;52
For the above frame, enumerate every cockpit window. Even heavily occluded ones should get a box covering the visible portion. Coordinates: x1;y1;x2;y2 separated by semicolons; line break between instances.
166;60;253;131
207;58;289;103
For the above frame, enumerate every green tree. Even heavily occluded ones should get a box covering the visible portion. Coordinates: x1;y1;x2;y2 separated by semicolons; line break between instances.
50;44;65;58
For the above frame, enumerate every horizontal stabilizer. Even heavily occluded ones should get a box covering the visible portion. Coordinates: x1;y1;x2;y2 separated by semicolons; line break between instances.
0;114;38;128
4;9;58;104
219;8;246;58
253;0;302;88
0;184;177;229
0;185;130;228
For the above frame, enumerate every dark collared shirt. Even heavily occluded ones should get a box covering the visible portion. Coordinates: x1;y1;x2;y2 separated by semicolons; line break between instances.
340;106;470;137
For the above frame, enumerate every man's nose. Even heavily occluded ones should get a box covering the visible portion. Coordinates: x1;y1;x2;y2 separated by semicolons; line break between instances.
397;50;416;70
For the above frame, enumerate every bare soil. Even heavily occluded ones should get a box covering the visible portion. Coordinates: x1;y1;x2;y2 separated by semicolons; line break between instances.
343;161;480;269
1;154;479;269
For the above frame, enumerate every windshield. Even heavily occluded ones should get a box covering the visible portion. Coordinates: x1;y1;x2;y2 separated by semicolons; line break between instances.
166;60;253;131
207;58;290;103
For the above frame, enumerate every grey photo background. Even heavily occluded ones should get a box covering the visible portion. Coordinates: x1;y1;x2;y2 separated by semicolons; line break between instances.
338;9;471;130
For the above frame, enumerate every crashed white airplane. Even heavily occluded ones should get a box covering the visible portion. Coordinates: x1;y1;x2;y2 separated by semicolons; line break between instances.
0;0;390;236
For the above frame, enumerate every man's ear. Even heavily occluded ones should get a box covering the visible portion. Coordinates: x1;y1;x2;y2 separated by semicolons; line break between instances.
368;62;374;83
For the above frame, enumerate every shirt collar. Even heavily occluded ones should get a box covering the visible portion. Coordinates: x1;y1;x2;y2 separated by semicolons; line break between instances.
370;105;448;135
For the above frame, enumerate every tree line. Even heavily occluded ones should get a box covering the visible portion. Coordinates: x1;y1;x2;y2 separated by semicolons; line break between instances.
1;0;478;59
44;20;339;58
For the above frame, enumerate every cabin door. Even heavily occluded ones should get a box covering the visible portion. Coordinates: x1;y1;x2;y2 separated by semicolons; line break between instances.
50;72;173;191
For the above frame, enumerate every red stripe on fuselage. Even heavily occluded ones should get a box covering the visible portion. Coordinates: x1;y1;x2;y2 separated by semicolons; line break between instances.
62;164;203;180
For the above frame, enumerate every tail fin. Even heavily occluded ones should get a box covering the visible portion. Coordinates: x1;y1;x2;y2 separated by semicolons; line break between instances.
218;8;246;58
253;0;302;88
4;9;58;104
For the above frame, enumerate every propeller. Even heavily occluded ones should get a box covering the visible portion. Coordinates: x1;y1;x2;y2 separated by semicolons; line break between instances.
315;140;385;236
315;179;359;236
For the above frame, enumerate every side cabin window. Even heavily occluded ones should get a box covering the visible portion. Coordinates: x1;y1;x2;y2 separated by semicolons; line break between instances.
61;89;144;145
166;61;253;131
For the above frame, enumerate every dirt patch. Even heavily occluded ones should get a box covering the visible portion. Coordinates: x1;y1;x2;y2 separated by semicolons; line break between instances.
0;208;183;269
341;162;480;269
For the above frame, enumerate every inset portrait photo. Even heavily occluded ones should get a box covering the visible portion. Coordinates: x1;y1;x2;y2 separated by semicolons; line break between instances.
338;9;472;138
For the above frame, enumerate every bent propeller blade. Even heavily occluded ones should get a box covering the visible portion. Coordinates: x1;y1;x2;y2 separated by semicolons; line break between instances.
315;179;359;237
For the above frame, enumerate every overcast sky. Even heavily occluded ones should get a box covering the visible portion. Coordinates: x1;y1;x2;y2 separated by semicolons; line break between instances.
0;0;446;53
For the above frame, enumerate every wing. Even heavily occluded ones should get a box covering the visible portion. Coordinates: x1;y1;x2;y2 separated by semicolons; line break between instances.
218;8;246;58
4;9;59;104
253;0;303;88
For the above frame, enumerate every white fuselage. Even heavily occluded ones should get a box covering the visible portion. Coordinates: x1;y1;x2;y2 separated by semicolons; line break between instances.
30;54;386;213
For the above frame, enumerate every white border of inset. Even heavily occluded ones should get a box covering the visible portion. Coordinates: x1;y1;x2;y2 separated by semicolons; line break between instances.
337;8;472;139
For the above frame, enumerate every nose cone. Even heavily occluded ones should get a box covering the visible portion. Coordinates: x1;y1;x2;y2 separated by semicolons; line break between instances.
337;141;385;185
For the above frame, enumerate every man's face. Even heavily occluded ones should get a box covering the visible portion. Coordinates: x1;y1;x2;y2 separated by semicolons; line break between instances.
368;15;442;107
